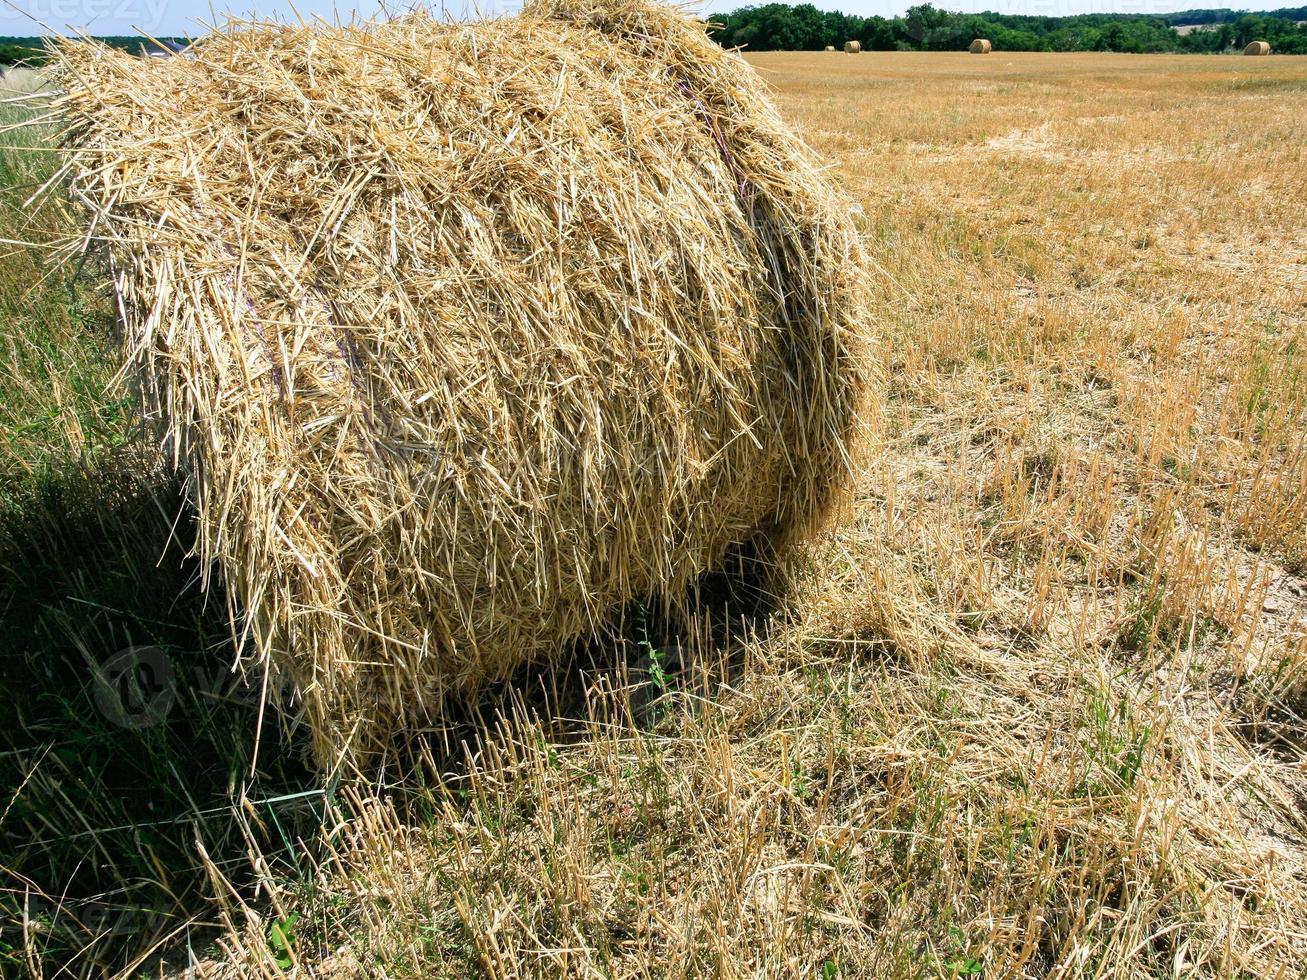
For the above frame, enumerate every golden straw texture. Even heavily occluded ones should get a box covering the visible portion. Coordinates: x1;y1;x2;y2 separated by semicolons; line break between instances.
53;0;874;767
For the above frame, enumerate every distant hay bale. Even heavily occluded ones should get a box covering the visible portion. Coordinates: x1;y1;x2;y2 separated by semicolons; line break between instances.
843;40;861;53
53;0;875;767
1244;40;1271;55
969;38;992;54
824;45;835;51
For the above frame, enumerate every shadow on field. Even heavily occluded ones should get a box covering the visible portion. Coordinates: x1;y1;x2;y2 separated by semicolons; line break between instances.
0;444;787;974
391;541;785;794
0;455;318;976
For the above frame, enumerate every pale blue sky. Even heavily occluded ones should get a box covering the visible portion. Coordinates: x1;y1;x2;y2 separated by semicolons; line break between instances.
0;0;1259;38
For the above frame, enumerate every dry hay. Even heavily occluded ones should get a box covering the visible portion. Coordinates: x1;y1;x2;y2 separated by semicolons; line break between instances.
51;0;874;768
969;38;992;54
1244;40;1271;55
843;40;862;53
824;45;835;51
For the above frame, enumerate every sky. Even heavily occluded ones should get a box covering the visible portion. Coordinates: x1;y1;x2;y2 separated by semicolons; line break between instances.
0;0;1268;38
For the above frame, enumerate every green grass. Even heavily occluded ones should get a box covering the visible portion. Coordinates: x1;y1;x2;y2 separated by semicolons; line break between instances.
0;93;319;977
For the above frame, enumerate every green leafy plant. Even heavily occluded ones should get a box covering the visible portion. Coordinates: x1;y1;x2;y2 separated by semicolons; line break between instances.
268;911;300;970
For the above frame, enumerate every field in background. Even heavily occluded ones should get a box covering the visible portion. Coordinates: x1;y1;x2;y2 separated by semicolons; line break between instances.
1;51;1305;976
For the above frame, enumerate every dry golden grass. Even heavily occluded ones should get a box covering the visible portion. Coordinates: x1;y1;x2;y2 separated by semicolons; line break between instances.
13;49;1307;979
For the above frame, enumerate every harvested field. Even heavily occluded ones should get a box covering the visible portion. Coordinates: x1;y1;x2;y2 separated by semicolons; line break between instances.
1;43;1306;980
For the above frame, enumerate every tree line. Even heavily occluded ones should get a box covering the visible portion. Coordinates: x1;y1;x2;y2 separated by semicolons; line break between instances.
0;37;192;67
707;4;1307;54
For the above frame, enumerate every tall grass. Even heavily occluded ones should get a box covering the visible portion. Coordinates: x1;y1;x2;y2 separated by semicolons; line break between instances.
0;78;317;977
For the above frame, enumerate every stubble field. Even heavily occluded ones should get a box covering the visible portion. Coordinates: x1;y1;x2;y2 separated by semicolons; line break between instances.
2;50;1306;978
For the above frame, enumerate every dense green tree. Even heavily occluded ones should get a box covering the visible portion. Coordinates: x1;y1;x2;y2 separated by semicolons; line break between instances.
860;16;898;50
0;43;44;66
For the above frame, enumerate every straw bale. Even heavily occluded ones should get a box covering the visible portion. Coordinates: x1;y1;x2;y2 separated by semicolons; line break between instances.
52;0;874;767
843;40;861;53
1244;40;1271;55
969;38;992;54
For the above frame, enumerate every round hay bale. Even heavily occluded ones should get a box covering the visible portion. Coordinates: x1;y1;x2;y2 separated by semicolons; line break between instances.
53;0;875;767
824;45;836;51
843;40;862;53
1244;40;1271;55
969;38;992;54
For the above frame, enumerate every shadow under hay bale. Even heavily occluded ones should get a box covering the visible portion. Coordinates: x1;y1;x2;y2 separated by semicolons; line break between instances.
373;533;788;787
52;0;876;770
0;456;318;975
